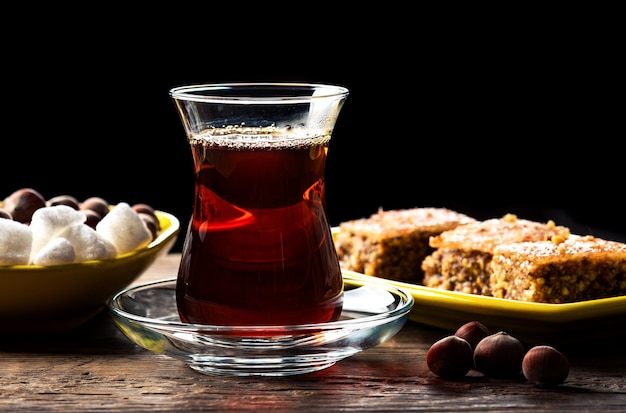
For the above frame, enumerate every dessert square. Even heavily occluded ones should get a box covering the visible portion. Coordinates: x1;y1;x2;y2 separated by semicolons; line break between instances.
490;235;626;303
335;207;476;283
421;214;571;295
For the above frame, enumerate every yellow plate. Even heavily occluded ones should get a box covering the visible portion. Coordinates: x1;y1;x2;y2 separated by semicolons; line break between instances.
333;228;626;344
0;210;180;335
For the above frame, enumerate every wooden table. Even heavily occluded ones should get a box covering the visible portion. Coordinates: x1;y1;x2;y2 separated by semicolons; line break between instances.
1;253;625;412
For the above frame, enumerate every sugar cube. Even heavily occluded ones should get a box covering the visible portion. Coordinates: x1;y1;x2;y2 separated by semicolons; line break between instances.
29;205;86;260
60;224;117;261
0;218;33;265
31;237;76;266
96;202;152;255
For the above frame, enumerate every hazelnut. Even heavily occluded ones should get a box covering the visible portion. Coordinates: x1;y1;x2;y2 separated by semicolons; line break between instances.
80;197;110;218
522;345;569;387
0;208;12;220
133;203;161;232
80;209;103;229
455;320;490;350
426;335;474;379
132;202;155;216
473;331;525;378
2;188;46;223
47;194;80;210
138;212;159;240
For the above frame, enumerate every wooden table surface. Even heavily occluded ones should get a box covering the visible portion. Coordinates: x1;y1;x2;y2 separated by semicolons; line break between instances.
1;253;625;412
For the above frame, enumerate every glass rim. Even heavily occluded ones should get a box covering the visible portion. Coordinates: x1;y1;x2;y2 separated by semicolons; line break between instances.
169;82;349;104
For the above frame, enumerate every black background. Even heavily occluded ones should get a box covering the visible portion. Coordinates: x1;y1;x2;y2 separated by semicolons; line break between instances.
4;9;624;251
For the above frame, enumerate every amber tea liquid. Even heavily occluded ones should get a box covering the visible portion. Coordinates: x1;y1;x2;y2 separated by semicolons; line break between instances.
176;129;344;326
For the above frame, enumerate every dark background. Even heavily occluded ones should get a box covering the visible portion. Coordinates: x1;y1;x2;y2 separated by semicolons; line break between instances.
3;10;624;252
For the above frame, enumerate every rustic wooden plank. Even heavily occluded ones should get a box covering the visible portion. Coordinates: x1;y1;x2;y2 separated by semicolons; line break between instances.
1;254;625;412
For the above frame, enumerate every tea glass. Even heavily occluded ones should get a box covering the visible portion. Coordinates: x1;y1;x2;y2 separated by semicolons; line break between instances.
170;83;349;329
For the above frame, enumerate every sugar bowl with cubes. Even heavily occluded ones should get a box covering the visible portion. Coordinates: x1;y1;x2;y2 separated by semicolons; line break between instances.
0;187;180;335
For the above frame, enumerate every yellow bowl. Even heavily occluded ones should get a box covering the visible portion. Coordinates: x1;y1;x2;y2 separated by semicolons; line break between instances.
0;209;180;335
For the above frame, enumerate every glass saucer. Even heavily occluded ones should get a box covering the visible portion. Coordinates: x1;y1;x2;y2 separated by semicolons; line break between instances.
108;272;414;377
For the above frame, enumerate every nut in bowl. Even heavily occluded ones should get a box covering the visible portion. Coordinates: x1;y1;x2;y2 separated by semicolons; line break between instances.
0;203;180;335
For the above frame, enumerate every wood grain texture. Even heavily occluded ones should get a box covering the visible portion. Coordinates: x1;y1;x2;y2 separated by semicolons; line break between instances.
1;254;625;412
